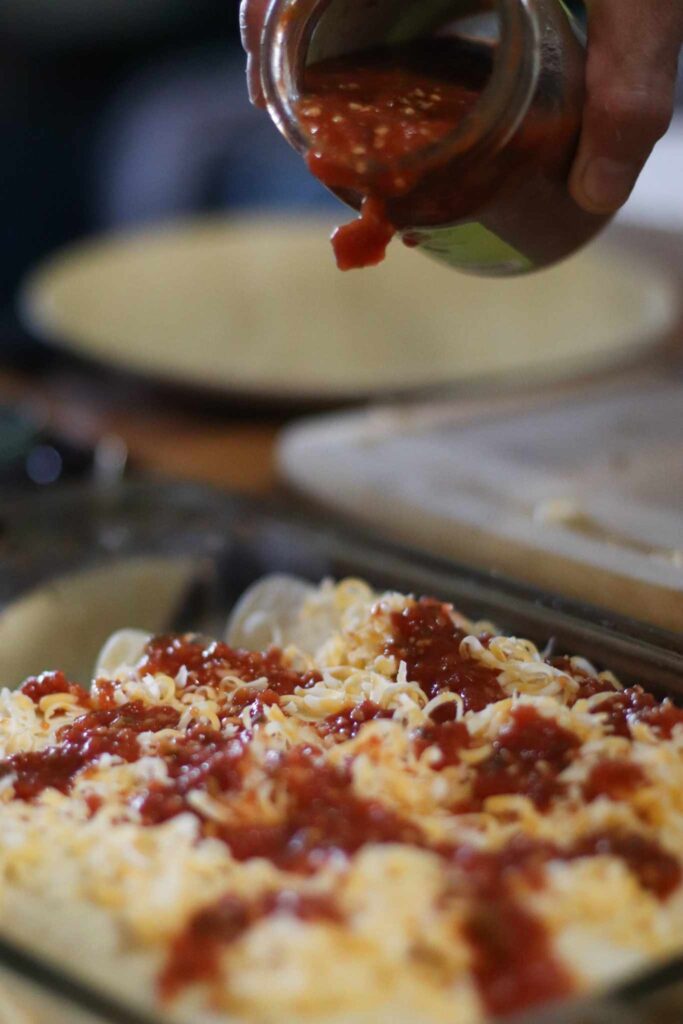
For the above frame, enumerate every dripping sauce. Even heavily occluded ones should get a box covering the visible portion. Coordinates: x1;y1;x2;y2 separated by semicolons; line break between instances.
298;38;485;269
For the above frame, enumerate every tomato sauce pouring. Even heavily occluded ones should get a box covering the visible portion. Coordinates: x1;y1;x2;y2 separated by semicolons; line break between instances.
298;38;486;269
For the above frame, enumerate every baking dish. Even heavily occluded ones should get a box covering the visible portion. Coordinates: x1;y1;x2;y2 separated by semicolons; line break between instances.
0;480;682;1024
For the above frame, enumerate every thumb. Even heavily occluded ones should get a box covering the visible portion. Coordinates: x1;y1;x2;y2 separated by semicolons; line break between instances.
569;0;682;214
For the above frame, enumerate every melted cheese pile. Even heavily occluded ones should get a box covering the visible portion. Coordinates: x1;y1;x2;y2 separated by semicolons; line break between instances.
0;578;682;1024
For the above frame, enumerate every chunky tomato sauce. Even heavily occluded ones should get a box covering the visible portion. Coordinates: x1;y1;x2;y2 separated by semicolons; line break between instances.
20;670;90;707
415;719;471;768
213;746;424;871
548;657;619;703
547;659;683;740
462;706;580;812
319;700;392;741
135;724;247;827
1;700;180;801
5;629;683;1018
160;806;680;1008
600;687;683;740
583;759;647;803
465;898;573;1016
160;890;341;1000
141;636;321;695
573;831;681;901
386;599;504;712
453;827;680;1016
2;639;319;805
298;38;485;269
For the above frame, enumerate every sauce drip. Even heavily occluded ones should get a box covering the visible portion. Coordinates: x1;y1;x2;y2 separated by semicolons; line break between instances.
160;891;341;1000
331;196;396;270
386;599;504;712
298;39;485;269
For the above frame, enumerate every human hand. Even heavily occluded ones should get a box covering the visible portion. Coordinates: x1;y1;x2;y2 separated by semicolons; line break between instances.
569;0;683;214
240;0;683;213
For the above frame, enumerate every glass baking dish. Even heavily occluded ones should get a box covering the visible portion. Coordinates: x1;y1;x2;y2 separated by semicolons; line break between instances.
0;480;682;1024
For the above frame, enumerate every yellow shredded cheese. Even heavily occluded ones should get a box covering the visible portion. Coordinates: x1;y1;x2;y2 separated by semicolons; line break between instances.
0;579;681;1024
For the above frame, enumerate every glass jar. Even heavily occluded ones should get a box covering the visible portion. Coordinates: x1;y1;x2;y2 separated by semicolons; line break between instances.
259;0;609;275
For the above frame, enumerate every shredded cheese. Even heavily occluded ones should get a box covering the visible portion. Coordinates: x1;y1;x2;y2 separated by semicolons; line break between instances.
0;580;681;1024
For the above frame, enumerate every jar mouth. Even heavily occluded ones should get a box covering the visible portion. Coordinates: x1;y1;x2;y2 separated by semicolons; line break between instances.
261;0;541;182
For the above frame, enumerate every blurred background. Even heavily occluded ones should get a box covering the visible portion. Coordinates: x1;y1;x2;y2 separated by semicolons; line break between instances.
0;0;336;332
0;0;343;491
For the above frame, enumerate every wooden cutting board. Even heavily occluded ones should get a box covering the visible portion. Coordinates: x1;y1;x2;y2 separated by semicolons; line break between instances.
279;379;683;630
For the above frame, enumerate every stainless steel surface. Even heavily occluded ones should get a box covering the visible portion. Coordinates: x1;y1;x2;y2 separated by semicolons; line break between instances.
0;480;682;1022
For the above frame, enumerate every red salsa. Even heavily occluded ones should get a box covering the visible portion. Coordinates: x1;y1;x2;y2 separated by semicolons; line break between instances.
0;702;180;801
134;724;247;827
583;759;647;803
210;746;424;872
6;629;683;1020
455;826;681;906
599;687;683;740
160;890;341;1000
386;598;504;712
455;826;680;1014
298;38;486;269
141;636;321;696
465;898;573;1017
415;719;471;768
548;657;619;703
548;659;683;738
319;700;392;742
573;831;681;901
462;706;580;812
20;671;90;707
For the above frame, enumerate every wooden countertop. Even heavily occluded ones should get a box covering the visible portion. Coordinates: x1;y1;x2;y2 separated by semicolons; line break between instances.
1;308;681;499
0;362;282;493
